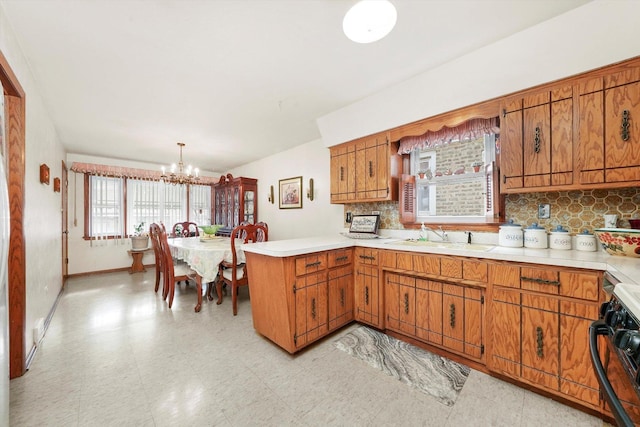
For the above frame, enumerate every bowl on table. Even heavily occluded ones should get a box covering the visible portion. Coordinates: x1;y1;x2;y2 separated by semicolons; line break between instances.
198;224;223;240
594;228;640;257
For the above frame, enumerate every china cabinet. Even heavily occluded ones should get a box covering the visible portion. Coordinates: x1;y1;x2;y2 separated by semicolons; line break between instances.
212;174;257;236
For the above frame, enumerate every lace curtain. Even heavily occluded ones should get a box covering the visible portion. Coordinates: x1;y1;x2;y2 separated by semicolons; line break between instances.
398;117;500;154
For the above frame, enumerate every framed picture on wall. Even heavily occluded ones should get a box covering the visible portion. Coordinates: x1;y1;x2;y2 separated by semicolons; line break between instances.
279;176;302;209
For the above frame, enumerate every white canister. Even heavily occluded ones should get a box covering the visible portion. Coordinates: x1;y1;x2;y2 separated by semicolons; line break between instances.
499;220;523;247
575;230;597;252
524;223;548;249
549;225;572;250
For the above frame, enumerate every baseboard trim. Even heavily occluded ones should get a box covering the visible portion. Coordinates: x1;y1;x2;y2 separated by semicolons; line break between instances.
25;285;65;371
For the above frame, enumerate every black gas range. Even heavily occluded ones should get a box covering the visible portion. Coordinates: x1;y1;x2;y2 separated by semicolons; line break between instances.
590;275;640;427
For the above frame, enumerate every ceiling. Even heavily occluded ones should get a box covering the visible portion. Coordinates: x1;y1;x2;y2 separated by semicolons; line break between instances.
1;0;590;173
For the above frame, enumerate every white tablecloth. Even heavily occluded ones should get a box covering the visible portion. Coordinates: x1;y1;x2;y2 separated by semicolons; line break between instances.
167;237;245;283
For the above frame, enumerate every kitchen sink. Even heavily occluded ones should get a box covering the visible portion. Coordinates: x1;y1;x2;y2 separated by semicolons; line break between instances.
387;239;494;252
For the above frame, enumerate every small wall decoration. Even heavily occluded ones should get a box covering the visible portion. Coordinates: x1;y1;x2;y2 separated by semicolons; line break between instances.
279;176;303;209
39;164;50;185
53;177;61;192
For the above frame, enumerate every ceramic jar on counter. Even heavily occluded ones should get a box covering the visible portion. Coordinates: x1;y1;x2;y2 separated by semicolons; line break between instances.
499;220;523;247
549;225;572;250
575;230;598;252
524;223;548;249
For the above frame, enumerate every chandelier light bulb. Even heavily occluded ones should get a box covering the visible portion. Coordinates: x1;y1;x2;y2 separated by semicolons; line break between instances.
343;0;397;44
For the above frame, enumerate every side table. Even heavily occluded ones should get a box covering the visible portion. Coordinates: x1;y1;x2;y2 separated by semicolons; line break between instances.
128;247;152;274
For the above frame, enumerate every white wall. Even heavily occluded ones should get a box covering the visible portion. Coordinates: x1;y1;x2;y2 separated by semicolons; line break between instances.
318;0;640;147
0;4;67;360
230;139;344;241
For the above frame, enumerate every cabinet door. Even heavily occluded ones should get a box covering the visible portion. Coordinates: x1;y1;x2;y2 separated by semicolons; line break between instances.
488;288;521;377
294;272;328;349
385;273;401;332
559;300;600;406
328;265;353;332
442;284;464;353
523;102;551;187
500;99;524;191
330;146;355;202
416;279;442;345
577;78;605;184
521;294;559;390
550;88;573;186
464;287;484;359
354;264;381;328
605;80;640;181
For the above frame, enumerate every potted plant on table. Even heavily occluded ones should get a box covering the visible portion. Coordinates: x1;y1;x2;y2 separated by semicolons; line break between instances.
131;221;149;249
472;161;483;173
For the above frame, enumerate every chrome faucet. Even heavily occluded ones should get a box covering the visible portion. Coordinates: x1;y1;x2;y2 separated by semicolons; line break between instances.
424;225;448;241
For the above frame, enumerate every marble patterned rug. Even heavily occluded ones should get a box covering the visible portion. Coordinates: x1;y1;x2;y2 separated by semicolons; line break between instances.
334;326;470;406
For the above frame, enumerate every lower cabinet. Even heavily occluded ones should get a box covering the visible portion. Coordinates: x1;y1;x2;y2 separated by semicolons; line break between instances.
488;263;601;408
294;271;328;349
385;272;484;361
354;248;383;328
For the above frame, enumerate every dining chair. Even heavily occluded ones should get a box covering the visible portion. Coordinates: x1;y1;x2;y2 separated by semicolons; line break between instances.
217;222;268;315
256;221;268;242
149;223;165;295
158;222;196;308
172;221;200;237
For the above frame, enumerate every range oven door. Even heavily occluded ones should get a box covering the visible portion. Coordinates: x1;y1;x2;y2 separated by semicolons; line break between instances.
590;319;640;426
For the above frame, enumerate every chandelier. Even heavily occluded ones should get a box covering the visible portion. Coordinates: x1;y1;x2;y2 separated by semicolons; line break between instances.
161;142;200;185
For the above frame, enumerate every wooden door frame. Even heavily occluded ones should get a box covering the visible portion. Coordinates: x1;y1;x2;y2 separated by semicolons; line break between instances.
61;161;68;284
1;49;27;379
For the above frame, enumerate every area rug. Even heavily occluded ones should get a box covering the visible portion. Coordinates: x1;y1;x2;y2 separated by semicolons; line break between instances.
334;326;470;406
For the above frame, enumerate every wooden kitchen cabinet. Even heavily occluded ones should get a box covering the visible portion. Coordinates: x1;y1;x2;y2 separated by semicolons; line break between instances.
577;63;640;185
329;132;401;203
245;248;352;353
354;247;383;328
213;174;257;236
487;262;601;408
500;85;573;193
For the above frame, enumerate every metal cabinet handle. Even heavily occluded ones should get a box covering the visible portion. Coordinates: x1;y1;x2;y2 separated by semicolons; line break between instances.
368;161;373;177
359;255;375;261
449;303;456;327
536;326;544;357
521;276;560;287
365;286;369;305
340;166;344;181
622;110;631;141
404;293;409;315
305;261;321;268
311;298;316;319
534;126;541;153
335;255;348;262
340;288;345;307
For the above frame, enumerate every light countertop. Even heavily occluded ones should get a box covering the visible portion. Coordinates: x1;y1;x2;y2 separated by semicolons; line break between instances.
242;235;640;285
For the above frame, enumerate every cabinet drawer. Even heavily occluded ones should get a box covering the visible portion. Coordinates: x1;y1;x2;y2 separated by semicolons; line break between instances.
558;271;600;302
413;253;440;275
520;267;559;294
295;253;327;276
463;260;488;283
441;258;462;279
355;248;378;265
490;263;521;288
327;248;353;268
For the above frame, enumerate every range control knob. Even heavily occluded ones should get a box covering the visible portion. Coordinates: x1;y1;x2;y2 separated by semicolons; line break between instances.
613;330;640;356
606;308;627;328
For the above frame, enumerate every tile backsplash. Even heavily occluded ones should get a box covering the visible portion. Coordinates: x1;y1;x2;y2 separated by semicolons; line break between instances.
344;187;640;234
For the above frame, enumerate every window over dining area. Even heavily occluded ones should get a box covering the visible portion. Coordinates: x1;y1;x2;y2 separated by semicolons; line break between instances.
75;164;213;240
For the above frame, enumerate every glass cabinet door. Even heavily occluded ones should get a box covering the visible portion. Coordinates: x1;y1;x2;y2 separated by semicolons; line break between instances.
244;190;254;223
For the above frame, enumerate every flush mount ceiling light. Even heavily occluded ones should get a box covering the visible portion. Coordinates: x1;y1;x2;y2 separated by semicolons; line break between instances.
343;0;397;44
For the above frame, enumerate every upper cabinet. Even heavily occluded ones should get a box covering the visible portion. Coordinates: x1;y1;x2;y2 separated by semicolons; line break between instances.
500;85;573;193
330;132;401;203
578;63;640;185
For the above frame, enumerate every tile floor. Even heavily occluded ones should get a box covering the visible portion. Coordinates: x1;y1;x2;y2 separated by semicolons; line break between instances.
10;271;612;426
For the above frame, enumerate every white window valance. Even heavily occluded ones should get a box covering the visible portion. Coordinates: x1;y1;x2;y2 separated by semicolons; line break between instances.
398;117;500;154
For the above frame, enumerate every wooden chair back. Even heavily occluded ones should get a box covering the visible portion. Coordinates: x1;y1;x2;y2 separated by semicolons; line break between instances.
172;221;200;237
218;222;268;315
157;222;193;308
149;223;165;294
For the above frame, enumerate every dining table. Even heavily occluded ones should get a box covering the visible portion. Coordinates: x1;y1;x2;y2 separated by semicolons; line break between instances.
167;236;245;312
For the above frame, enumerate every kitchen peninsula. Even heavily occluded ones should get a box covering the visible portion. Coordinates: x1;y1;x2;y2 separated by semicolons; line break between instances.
243;235;640;422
